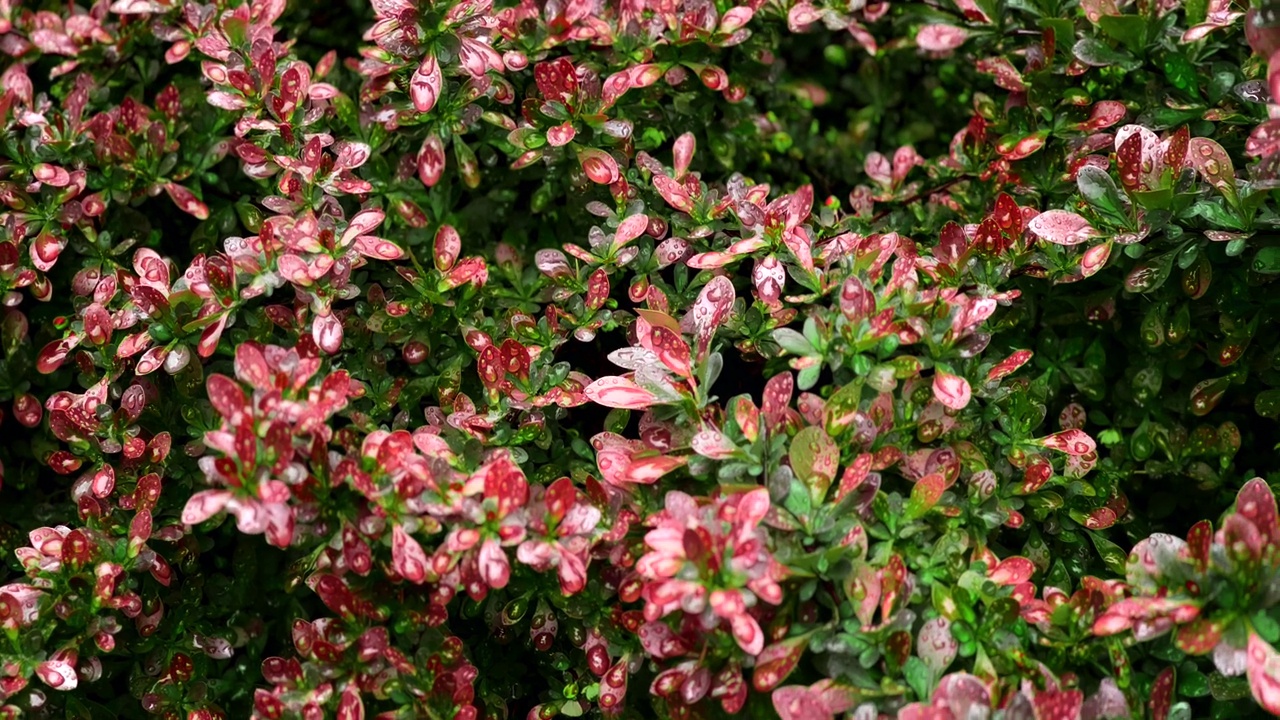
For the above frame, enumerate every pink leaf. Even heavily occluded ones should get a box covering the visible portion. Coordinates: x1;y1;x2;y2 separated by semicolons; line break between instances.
654;174;694;213
435;225;462;271
353;236;404;260
916;24;968;53
917;617;958;674
622;455;686;484
312;313;343;354
988;556;1035;585
418;135;446;187
1081;242;1112;278
1028;210;1100;246
182;490;232;525
342;209;385;245
673;133;696;179
478;539;510;589
164;183;209;220
578;148;620;185
410;54;442;113
391;525;428;584
976;57;1026;91
772;687;827;720
614;214;650;249
1248;635;1280;717
585;376;660;409
35;653;78;691
1038;428;1097;455
1237;478;1280;545
932;371;972;410
730;613;764;655
547;122;576;147
691;429;737;459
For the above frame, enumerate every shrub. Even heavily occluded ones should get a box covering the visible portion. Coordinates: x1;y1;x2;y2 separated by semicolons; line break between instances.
2;0;1280;718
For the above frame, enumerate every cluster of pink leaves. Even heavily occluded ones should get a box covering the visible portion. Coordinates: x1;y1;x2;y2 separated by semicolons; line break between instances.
2;0;1279;718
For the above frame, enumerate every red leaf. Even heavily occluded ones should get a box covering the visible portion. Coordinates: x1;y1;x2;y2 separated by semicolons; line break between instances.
1116;131;1144;192
206;374;247;418
534;57;578;106
1079;100;1127;131
1034;690;1083;720
1175;619;1223;655
1150;667;1175;720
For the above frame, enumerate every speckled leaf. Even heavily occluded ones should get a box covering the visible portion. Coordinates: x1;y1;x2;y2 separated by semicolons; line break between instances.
791;426;838;502
1186;137;1237;202
1151;667;1176;720
1189;377;1230;416
1248;634;1280;715
1176;619;1223;655
1236;478;1280;544
917;616;958;674
905;473;946;520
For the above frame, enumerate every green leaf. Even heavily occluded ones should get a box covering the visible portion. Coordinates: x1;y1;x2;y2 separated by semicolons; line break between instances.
1073;38;1141;70
902;656;933;701
1178;667;1210;697
797;363;822;391
1098;14;1148;53
785;477;814;519
1134;188;1175;211
773;327;816;355
1254;610;1280;643
1124;251;1176;293
1039;19;1075;59
1209;673;1251;701
1088;531;1128;574
1253;247;1280;274
1077;165;1129;223
1184;0;1208;24
1257;389;1280;419
1186;200;1245;230
973;0;1002;28
1163;53;1202;99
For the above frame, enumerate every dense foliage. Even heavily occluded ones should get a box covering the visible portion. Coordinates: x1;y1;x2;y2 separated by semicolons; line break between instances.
3;0;1280;718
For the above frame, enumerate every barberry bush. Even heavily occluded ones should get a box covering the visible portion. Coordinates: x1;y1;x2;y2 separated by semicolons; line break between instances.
4;0;1280;718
